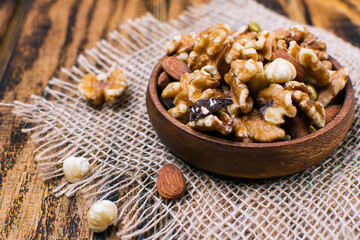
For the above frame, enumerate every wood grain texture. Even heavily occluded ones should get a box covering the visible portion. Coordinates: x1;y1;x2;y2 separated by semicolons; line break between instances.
0;1;206;239
0;0;32;86
0;0;16;39
258;0;360;47
0;0;358;239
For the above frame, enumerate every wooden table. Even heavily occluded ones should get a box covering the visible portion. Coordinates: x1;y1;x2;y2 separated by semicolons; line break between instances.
0;0;359;239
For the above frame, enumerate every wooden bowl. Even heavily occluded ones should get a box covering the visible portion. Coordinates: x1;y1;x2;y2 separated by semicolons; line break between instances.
146;57;355;178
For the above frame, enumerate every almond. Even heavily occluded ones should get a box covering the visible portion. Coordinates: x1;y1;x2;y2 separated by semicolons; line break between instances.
272;50;306;82
325;104;341;124
287;114;308;139
157;163;186;199
162;56;190;81
157;71;172;89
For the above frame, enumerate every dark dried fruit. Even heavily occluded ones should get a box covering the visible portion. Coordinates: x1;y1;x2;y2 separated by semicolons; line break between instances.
188;97;233;122
159;96;175;110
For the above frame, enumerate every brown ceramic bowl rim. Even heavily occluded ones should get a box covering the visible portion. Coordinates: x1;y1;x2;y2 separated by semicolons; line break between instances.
148;56;354;148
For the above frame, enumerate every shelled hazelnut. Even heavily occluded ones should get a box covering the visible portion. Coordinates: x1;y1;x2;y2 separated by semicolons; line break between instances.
63;156;90;183
87;200;118;233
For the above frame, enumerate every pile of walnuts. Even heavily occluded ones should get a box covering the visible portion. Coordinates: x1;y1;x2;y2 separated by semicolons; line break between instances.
159;23;349;142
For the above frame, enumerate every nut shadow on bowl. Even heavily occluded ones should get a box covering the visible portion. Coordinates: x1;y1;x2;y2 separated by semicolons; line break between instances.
146;57;355;178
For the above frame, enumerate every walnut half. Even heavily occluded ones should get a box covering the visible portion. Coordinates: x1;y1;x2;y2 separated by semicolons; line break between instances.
242;109;285;142
78;69;126;105
285;81;325;128
317;67;349;107
257;84;297;125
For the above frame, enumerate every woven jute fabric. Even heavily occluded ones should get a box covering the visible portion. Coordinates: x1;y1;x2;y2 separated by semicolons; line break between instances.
9;0;360;238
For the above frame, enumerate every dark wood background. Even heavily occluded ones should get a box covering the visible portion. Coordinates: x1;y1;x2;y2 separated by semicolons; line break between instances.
0;0;359;239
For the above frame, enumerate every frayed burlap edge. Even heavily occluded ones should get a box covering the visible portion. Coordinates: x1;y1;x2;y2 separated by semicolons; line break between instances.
5;0;360;239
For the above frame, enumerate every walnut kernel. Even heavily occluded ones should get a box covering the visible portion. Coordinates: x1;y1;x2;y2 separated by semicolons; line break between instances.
285;81;325;127
298;48;330;86
161;23;349;142
78;69;126;105
257;84;297;125
242;109;285;142
187;23;233;70
318;67;349;107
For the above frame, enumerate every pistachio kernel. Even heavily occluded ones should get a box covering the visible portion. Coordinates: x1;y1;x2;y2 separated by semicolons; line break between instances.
248;21;262;33
308;125;317;133
305;82;317;100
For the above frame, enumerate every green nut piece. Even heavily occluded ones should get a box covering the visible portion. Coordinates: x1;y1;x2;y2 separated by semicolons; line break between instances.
305;82;317;100
248;21;262;33
308;125;316;133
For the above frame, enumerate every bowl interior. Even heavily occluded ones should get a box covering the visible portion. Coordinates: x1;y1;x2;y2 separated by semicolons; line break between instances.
146;56;355;178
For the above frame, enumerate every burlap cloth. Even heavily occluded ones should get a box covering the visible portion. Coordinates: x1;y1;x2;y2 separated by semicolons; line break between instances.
9;0;360;238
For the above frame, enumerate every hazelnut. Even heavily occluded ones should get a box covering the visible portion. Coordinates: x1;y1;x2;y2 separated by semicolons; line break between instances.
265;58;297;83
63;156;90;183
87;200;118;233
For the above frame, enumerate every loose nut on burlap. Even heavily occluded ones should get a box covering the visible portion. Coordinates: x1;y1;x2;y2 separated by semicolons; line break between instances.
78;69;126;105
157;164;186;199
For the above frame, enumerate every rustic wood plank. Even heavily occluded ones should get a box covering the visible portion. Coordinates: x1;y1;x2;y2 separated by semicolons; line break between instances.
303;0;360;47
259;0;360;47
0;0;207;239
255;0;288;17
275;0;308;24
0;1;92;238
0;0;359;239
0;0;149;238
0;0;17;39
0;0;32;84
167;0;208;20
